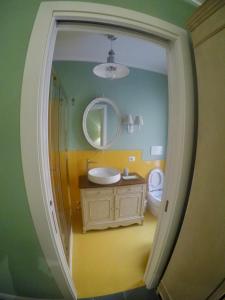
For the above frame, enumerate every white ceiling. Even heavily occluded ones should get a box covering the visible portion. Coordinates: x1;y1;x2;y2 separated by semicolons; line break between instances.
53;31;168;75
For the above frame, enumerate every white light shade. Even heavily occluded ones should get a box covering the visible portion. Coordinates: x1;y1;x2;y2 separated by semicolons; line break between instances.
93;63;130;79
127;114;134;125
122;114;134;134
122;114;134;125
134;115;144;128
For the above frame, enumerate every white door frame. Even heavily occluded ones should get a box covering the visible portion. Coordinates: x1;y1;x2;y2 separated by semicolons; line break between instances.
20;2;194;298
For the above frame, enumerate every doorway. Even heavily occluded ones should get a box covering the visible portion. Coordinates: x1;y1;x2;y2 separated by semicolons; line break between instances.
20;2;194;299
51;25;167;298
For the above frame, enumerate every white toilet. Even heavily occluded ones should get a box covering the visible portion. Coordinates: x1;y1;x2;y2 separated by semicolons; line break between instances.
147;168;164;217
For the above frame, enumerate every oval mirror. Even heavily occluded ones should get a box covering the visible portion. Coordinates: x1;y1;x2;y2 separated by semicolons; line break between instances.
82;97;121;150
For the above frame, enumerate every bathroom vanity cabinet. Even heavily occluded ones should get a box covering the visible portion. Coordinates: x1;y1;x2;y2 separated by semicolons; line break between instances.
79;173;146;232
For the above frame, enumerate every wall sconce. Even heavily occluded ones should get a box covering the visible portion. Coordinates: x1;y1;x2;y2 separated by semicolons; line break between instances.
134;115;144;129
122;114;144;134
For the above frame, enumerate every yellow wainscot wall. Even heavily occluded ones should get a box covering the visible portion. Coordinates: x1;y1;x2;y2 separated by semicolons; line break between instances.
67;150;165;210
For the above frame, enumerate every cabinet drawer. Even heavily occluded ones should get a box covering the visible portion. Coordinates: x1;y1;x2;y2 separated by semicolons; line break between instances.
116;185;143;195
82;188;114;198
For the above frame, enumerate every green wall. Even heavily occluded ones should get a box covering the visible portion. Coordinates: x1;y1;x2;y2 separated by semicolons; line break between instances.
54;62;168;160
0;0;196;297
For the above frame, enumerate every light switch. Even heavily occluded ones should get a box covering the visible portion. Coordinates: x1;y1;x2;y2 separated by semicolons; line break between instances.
151;146;163;156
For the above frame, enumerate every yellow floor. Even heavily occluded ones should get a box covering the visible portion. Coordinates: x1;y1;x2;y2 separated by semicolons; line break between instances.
72;210;157;298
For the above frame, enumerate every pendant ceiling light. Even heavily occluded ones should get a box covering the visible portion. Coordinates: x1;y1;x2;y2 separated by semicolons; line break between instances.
93;35;130;79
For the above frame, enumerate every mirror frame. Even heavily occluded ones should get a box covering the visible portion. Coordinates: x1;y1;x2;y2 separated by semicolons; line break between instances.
82;97;121;150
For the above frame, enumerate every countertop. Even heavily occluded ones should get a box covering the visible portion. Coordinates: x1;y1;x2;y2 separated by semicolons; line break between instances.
79;172;146;189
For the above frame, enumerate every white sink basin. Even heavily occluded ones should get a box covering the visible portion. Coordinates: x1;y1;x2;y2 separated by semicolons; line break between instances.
88;167;121;185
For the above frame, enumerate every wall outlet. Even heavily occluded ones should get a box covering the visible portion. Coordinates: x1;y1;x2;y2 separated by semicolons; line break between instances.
128;156;136;162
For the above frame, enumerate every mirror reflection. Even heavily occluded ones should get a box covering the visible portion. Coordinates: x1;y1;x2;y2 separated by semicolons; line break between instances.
83;98;121;150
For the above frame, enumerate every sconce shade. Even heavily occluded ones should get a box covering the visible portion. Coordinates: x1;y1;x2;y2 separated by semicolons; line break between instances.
134;115;144;128
122;114;143;134
122;114;134;134
122;114;134;125
127;114;134;125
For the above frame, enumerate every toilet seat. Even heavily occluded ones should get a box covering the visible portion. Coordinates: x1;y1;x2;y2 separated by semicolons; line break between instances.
147;169;164;217
148;168;164;192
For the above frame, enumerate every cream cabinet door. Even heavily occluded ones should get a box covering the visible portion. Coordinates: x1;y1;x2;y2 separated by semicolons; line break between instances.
85;196;114;225
115;185;144;221
115;193;142;220
115;194;142;220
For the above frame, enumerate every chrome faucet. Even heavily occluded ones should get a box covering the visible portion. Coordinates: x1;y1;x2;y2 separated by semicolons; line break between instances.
86;159;97;174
